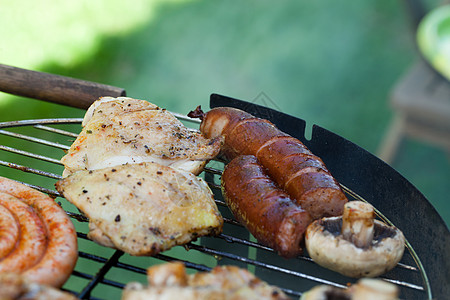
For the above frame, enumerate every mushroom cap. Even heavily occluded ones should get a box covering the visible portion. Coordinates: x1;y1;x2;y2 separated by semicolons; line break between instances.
300;278;399;300
305;217;405;278
300;285;345;300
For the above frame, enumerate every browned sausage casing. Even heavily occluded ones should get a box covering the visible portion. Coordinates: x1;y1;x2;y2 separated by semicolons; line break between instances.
221;155;312;258
199;106;347;219
0;177;78;288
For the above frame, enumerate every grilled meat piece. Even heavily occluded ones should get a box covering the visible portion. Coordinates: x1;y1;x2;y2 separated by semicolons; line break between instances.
122;262;290;300
301;278;399;300
55;162;223;256
61;97;223;177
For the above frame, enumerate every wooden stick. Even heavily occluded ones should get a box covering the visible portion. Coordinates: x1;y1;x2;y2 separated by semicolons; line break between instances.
0;64;126;110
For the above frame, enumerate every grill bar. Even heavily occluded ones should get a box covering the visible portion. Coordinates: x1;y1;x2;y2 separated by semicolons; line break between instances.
0;128;71;150
0;160;62;179
33;124;80;138
0;145;62;164
0;118;429;299
23;183;62;198
78;250;124;299
186;242;347;289
0;118;84;128
70;269;124;294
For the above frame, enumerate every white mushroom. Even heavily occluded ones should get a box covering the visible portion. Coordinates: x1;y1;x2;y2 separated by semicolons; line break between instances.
305;201;405;278
349;278;399;300
300;278;399;300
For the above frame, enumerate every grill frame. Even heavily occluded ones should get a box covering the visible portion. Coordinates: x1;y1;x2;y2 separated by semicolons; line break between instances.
0;112;440;300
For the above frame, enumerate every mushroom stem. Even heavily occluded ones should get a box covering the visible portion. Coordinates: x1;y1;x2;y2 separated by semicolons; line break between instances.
341;201;375;248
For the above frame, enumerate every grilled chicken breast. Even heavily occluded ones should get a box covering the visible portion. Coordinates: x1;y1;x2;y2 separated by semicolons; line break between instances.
55;162;223;256
122;262;290;300
60;97;223;177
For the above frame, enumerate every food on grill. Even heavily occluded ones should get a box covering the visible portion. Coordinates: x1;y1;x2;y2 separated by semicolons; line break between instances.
55;162;223;256
0;194;47;274
122;261;290;299
305;201;405;278
0;273;78;300
61;97;223;177
188;106;347;219
301;278;399;300
221;155;312;258
0;176;78;288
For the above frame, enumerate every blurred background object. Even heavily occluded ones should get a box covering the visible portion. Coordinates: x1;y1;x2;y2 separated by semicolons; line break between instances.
377;0;450;227
378;0;450;163
417;3;450;80
0;0;448;230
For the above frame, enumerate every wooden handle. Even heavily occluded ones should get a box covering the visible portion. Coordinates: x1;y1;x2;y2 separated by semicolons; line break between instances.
0;64;126;109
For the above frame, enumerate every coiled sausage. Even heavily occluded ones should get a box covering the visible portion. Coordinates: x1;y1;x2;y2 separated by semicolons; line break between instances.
0;204;19;258
0;177;78;288
221;155;312;258
190;106;347;219
0;193;47;272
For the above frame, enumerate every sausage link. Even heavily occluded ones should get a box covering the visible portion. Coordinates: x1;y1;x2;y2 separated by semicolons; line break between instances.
0;177;78;288
0;203;19;258
22;196;78;288
0;193;47;273
198;106;347;219
221;155;312;258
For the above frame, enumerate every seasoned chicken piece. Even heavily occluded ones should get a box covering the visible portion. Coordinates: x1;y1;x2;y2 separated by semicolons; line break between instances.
55;162;223;256
122;262;290;300
60;97;223;177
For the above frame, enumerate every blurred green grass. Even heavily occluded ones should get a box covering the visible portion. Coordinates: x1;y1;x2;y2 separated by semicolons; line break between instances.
0;0;449;297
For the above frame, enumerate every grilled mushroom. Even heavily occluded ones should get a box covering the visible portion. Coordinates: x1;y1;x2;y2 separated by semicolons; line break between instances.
305;201;405;278
300;278;399;300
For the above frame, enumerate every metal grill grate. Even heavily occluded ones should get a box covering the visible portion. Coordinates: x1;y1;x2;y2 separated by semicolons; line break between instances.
0;117;430;300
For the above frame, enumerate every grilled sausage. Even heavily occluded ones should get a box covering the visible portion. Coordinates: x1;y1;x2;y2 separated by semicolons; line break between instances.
0;177;78;288
0;203;19;258
221;155;312;258
190;106;347;219
0;193;47;272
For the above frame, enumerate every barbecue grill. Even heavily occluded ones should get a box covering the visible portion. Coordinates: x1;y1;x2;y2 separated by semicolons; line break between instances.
0;64;448;299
